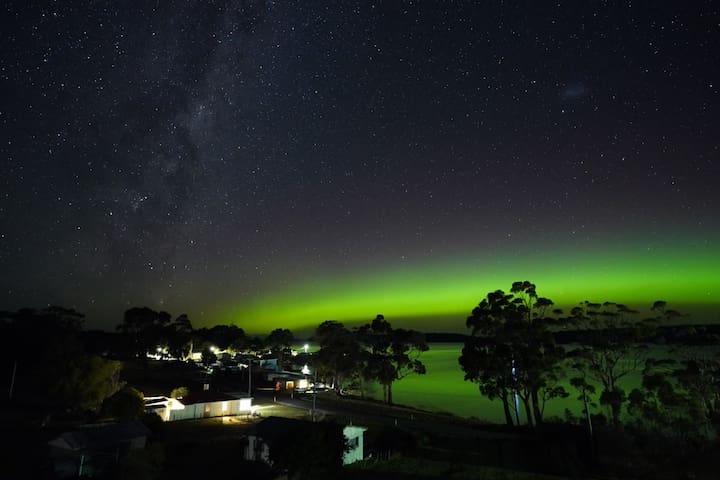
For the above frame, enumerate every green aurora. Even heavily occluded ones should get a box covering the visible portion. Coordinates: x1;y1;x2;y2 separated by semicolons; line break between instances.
217;238;720;333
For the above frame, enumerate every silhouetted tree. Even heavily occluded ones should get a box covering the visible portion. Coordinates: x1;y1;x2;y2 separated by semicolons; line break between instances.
53;354;124;413
167;313;193;360
265;420;346;479
356;315;428;405
568;301;655;428
627;357;695;435
170;386;189;399
3;307;123;417
314;321;363;394
674;354;720;434
117;307;172;365
102;385;145;421
201;348;217;366
265;328;294;368
568;361;598;435
460;282;565;427
195;324;246;351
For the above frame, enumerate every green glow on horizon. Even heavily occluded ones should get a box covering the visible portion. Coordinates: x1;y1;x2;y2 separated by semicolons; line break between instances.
216;239;720;333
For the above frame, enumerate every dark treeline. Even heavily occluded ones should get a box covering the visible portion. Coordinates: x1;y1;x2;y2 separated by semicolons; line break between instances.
458;280;720;479
453;281;720;480
460;282;720;431
1;305;429;415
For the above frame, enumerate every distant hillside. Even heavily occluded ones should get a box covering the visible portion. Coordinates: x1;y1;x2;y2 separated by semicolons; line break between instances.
425;325;720;346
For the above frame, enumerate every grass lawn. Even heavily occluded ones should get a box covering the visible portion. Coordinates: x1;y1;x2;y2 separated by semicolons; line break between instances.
162;403;310;444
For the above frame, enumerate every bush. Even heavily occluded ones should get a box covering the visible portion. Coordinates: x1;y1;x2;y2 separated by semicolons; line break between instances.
170;386;188;398
102;386;145;421
141;412;165;440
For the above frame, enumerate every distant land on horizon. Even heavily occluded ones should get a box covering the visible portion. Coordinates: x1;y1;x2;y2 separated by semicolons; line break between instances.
6;300;717;335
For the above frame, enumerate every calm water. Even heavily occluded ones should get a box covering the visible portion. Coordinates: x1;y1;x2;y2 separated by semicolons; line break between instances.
368;342;707;423
370;343;506;421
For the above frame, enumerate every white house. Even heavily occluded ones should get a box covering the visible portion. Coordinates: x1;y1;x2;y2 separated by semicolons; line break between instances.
342;425;367;464
145;390;252;421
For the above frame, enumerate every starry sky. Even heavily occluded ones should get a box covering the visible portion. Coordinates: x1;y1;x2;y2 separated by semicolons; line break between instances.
2;1;719;334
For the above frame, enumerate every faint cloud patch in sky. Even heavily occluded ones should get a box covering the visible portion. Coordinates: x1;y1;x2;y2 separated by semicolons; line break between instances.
559;82;590;100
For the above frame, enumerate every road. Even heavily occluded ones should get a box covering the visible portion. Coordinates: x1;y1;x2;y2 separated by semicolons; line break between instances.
250;389;521;441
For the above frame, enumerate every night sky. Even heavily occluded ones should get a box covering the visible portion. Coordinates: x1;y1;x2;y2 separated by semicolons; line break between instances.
2;1;719;333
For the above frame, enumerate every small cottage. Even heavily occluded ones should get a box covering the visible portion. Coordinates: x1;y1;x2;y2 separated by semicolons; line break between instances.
145;390;252;421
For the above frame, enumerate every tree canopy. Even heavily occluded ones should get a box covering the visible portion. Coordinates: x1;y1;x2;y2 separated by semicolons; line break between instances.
314;321;364;394
356;315;428;405
117;307;172;364
459;281;566;426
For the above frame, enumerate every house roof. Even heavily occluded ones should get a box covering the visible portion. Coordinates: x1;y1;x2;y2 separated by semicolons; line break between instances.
178;390;239;405
48;421;150;451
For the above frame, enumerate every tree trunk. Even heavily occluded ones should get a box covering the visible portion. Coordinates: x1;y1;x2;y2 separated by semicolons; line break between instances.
531;389;543;426
512;393;521;426
386;383;393;405
521;395;534;427
611;402;622;429
583;393;594;436
501;395;514;426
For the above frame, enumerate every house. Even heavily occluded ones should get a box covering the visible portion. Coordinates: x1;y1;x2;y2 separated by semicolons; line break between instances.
244;416;366;466
259;358;279;371
48;421;149;478
145;390;252;421
342;424;367;464
264;370;309;391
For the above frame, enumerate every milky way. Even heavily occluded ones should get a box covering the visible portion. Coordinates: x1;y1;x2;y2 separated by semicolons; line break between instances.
2;2;719;332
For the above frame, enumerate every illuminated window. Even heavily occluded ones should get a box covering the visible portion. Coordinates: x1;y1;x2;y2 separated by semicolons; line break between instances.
222;402;228;412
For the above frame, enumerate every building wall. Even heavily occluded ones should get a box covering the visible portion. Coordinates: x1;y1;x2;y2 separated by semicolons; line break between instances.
244;435;270;463
168;398;252;421
342;426;367;464
170;404;201;421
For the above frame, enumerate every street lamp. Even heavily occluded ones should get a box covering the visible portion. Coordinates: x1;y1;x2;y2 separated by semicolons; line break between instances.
312;367;317;421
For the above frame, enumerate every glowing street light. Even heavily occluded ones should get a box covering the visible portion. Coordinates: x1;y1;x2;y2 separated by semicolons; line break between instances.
303;343;309;354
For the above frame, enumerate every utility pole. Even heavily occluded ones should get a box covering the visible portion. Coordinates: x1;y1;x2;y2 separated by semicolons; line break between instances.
311;368;317;422
248;359;252;396
9;360;18;400
312;391;316;421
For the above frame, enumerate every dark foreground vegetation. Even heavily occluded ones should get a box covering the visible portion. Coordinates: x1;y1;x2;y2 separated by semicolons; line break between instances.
2;279;720;479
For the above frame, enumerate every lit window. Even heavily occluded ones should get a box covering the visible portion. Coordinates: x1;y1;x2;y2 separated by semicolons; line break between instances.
222;402;228;412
